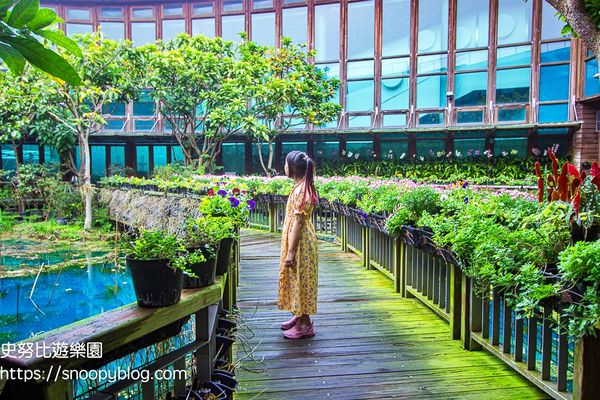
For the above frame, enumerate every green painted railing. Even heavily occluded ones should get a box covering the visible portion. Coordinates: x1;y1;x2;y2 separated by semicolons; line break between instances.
249;196;600;400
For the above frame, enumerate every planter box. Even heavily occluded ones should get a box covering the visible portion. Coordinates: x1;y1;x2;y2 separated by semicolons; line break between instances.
271;194;288;204
369;213;388;234
349;207;370;228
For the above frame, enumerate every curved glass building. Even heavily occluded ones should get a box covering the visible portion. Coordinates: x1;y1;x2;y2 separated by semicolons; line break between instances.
2;0;596;175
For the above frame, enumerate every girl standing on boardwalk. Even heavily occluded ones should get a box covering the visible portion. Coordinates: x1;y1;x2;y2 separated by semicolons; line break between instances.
278;150;319;339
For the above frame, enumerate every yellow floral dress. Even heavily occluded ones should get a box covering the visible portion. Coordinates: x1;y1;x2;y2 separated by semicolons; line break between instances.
278;184;319;316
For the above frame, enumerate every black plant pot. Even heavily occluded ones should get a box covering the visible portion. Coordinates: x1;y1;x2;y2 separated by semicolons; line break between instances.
126;257;183;307
216;238;234;276
183;243;220;289
571;225;600;243
216;335;235;359
369;213;388;234
401;225;420;248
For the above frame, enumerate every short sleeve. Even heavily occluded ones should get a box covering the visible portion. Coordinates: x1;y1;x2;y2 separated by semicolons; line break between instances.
292;188;312;217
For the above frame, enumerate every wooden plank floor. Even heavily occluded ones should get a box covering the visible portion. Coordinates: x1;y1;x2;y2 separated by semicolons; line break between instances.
234;229;549;400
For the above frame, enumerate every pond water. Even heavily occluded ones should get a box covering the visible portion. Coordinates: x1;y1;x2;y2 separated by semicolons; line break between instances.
0;240;135;343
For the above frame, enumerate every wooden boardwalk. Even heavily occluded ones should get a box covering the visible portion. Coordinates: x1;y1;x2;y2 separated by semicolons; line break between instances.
234;229;549;400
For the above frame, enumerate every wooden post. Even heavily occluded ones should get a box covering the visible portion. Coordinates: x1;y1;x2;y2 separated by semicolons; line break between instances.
393;238;406;296
341;215;348;252
195;307;214;384
449;263;462;340
268;202;277;233
460;274;471;349
363;226;371;269
173;357;187;396
468;279;483;351
573;332;600;400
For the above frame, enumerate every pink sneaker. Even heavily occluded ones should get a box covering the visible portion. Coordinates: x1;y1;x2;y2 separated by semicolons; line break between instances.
283;322;315;339
281;316;299;330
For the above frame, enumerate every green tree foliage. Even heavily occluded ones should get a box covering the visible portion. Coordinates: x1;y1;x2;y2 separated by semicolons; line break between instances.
125;34;340;173
0;0;81;85
37;33;136;230
251;37;341;176
125;34;266;170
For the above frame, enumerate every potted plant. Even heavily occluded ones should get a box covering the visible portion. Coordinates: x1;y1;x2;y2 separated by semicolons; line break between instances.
180;217;221;289
125;229;186;307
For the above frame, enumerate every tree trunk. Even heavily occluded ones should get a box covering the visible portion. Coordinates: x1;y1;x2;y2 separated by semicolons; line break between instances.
267;140;274;177
257;142;268;176
80;134;93;231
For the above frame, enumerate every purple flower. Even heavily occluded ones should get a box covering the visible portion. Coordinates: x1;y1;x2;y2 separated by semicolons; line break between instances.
461;181;469;189
217;189;227;197
464;196;469;204
247;199;257;210
229;197;240;207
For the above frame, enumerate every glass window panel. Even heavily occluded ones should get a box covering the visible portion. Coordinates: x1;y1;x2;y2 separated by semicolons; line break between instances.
315;4;340;62
110;146;125;169
382;57;409;77
347;60;374;79
457;110;484;124
348;0;374;59
383;113;407;127
171;146;185;164
253;0;273;9
281;142;308;164
136;146;150;177
542;2;568;40
454;138;486;155
163;5;183;16
44;147;61;164
222;15;245;42
132;22;156;45
135;120;156;131
540;41;570;63
105;119;125;131
251;144;269;173
193;3;213;16
104;102;126;116
100;7;123;19
417;54;448;74
381;78;409;110
162;19;185;41
284;0;305;4
416;75;447;109
416;139;445;156
383;0;411;57
497;0;531;45
66;23;93;36
346;80;374;112
381;140;408;158
418;0;448;53
22;144;39;164
497;107;526;122
314;141;339;161
494;137;527;156
347;115;372;128
585;59;600;97
418;112;444;125
222;143;246;174
223;0;244;12
346;141;373;157
455;72;487;106
192;18;215;37
252;13;275;46
133;8;154;19
456;0;489;49
539;103;568;123
496;45;531;67
1;145;16;171
496;68;530;104
282;7;308;45
74;146;80;170
134;90;155;116
100;22;125;41
317;63;340;78
91;146;106;181
153;146;168;169
67;8;90;20
537;135;568;157
455;50;488;71
540;64;569;102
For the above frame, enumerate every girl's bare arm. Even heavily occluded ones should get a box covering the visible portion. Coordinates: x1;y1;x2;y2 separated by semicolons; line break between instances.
284;213;305;267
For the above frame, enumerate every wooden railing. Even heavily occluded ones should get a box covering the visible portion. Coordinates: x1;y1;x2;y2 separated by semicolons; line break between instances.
250;196;600;400
0;252;239;400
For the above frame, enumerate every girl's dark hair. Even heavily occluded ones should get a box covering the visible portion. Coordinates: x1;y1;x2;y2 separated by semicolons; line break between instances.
285;151;318;206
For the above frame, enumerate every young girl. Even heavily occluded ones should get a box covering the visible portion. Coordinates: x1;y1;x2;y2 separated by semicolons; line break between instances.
278;151;319;339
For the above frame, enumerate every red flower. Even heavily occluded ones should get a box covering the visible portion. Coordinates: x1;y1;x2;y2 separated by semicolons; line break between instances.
207;188;215;196
232;187;240;196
